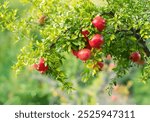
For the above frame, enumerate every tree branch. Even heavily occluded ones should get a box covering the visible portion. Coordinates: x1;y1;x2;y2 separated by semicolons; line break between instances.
115;28;150;57
101;11;114;17
130;28;150;57
135;33;150;57
49;27;71;48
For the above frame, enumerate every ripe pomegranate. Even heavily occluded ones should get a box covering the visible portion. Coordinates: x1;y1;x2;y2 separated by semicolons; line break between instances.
39;58;45;64
81;30;90;36
130;52;141;62
92;15;106;31
89;34;104;48
39;66;48;74
77;49;91;61
71;50;79;58
97;61;104;70
33;58;48;74
81;30;90;42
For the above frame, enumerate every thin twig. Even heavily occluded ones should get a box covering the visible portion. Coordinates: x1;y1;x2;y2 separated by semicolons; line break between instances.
135;33;150;57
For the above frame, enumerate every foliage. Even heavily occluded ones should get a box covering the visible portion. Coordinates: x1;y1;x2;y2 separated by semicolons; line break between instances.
0;28;150;105
0;0;150;92
132;79;150;105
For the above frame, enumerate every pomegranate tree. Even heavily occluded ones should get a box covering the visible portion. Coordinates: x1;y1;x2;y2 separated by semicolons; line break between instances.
1;0;150;92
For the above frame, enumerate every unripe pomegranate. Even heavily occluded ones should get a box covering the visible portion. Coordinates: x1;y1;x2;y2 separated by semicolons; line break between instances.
89;34;104;48
77;49;91;61
130;52;141;62
92;15;106;31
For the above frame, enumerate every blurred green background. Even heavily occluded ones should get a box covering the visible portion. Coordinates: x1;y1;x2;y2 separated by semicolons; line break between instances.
0;0;150;105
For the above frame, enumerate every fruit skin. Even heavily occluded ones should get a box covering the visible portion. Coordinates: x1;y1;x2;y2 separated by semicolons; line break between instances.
81;30;90;36
38;64;48;74
38;58;48;73
77;48;91;61
97;61;104;70
92;15;106;31
130;52;141;62
33;58;48;74
71;50;79;58
81;30;91;49
39;58;45;64
89;34;104;48
81;30;90;42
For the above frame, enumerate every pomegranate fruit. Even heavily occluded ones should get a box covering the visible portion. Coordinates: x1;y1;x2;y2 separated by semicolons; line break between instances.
81;30;90;36
92;15;106;31
33;58;48;74
130;52;141;62
89;34;104;48
71;50;79;58
97;61;104;70
77;49;91;61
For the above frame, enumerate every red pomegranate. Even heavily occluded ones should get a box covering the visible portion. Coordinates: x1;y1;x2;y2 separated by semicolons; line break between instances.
130;52;141;62
97;62;104;70
71;50;79;58
77;49;91;61
92;15;106;31
89;34;104;48
33;58;48;74
81;30;90;36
